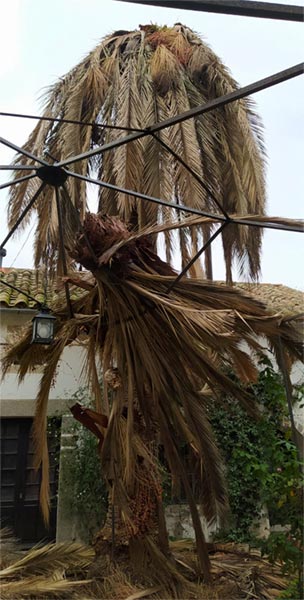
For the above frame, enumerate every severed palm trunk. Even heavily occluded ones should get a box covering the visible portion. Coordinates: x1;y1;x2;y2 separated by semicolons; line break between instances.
92;371;187;585
71;373;176;581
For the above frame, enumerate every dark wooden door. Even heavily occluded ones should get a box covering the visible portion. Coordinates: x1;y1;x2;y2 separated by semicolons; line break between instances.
0;418;61;544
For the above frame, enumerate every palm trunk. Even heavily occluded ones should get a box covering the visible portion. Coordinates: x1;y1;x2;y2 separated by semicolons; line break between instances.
94;442;169;561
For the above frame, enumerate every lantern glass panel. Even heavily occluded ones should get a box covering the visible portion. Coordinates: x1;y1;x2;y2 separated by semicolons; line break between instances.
36;319;54;340
32;311;56;344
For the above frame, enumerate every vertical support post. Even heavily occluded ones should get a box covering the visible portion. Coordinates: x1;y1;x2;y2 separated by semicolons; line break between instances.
111;494;116;562
277;337;301;462
0;247;7;268
111;504;115;561
54;186;74;319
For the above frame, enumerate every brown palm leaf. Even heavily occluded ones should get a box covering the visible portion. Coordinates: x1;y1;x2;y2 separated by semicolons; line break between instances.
7;24;266;282
2;214;302;581
0;541;94;599
0;542;94;579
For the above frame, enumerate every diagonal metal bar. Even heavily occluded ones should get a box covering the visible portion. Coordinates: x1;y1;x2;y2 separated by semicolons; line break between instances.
0;277;43;307
166;223;228;293
151;132;230;219
0;136;49;166
57;63;304;169
115;0;304;22
277;336;301;462
62;183;98;264
0;110;147;133
54;186;74;319
66;167;221;219
0;181;46;249
0;164;37;171
65;168;303;233
228;216;303;232
0;173;37;191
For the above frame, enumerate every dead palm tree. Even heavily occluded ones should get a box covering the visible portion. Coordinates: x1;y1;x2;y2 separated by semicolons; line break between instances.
7;24;266;282
3;214;302;593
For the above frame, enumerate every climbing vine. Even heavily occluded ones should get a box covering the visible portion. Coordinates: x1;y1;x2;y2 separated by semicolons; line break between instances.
61;360;303;591
61;388;108;542
210;356;303;597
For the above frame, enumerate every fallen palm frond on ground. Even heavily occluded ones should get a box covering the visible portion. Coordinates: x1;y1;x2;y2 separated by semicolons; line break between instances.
0;530;94;599
0;529;21;570
0;541;95;579
0;533;289;599
171;540;289;600
0;575;92;600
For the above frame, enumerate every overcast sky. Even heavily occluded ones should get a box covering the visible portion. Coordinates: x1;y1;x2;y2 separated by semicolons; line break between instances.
0;0;303;289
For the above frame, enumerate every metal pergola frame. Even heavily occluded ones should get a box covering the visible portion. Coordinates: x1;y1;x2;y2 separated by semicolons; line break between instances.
0;0;303;454
1;62;303;284
116;0;304;22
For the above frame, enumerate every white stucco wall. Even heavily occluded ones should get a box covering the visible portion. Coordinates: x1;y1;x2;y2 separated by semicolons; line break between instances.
0;309;86;417
1;309;303;422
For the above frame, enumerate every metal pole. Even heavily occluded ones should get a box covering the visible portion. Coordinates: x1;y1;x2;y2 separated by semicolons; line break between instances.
0;173;36;191
277;337;302;462
57;63;303;169
166;222;229;292
62;184;98;264
0;165;36;171
229;216;303;233
0;277;43;306
66;168;303;234
115;0;304;22
0;248;7;268
0;137;48;166
111;503;115;562
54;186;74;319
0;181;46;250
0;111;146;133
151;133;230;219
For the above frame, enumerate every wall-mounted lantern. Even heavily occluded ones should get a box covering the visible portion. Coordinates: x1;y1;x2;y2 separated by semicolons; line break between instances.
31;307;56;344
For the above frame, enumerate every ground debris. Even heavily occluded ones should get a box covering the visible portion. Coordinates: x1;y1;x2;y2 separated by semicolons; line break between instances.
0;531;288;599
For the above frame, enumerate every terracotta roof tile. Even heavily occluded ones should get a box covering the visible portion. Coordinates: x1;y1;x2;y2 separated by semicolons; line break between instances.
0;269;303;316
0;268;48;309
233;282;303;317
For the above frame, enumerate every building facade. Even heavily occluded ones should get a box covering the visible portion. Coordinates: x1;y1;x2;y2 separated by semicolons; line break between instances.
1;268;303;544
0;268;85;544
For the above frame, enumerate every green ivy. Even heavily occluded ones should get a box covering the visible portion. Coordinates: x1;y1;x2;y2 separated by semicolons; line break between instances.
278;577;303;600
60;361;303;590
211;402;267;540
70;421;108;525
62;388;108;541
209;356;303;596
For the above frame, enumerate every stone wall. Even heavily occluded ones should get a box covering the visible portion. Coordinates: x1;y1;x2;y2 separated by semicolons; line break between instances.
165;504;219;543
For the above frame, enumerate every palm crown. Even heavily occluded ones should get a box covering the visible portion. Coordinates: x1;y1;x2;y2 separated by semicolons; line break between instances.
8;24;266;283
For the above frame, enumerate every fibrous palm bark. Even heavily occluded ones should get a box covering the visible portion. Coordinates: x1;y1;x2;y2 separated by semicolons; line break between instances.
2;214;302;591
8;24;265;282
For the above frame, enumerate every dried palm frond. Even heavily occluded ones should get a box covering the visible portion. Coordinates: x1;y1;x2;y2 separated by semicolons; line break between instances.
0;574;90;599
2;215;302;583
170;540;289;600
0;541;94;599
124;586;162;600
135;213;304;238
0;542;95;579
0;529;21;570
7;24;266;282
0;535;289;599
